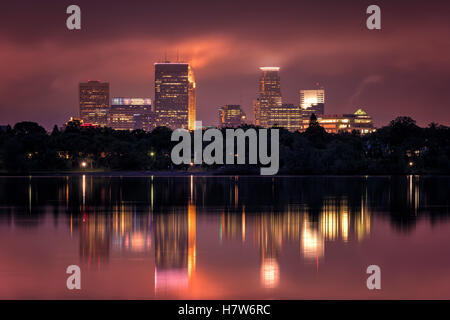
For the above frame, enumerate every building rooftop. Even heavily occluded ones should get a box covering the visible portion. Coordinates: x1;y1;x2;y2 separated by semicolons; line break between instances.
259;67;280;71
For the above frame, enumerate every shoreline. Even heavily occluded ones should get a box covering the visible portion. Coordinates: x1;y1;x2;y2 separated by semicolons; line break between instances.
0;171;448;178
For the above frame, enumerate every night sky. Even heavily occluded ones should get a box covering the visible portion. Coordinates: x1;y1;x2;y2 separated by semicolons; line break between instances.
1;0;449;129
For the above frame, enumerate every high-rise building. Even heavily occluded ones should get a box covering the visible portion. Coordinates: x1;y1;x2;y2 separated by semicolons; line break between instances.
139;112;158;132
300;108;376;134
254;67;282;128
79;81;110;126
268;104;302;132
108;98;152;130
219;105;246;128
154;62;196;131
301;103;324;118
300;88;325;112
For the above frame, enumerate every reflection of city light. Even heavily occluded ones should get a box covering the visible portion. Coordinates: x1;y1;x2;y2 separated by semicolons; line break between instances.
130;233;146;252
155;268;189;293
301;221;324;260
242;211;246;242
321;210;338;241
150;176;154;211
341;211;349;242
188;203;196;279
356;197;371;241
82;175;86;207
260;258;279;288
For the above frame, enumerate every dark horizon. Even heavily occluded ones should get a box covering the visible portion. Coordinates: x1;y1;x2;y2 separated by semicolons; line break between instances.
1;0;450;129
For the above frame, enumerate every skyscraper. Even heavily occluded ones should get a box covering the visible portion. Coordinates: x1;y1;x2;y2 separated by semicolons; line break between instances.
268;104;302;132
219;105;246;128
301;103;324;118
154;62;196;130
300;88;325;111
108;98;152;130
79;81;110;126
254;67;282;128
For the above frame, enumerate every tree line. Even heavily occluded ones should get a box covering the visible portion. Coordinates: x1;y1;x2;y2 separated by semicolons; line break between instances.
0;116;449;174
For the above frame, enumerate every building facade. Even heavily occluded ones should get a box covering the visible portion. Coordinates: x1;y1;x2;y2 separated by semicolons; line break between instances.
300;88;325;115
108;98;152;130
219;105;246;128
79;81;110;126
301;103;324;118
301;109;376;134
154;62;196;131
140;111;158;132
254;67;282;128
268;104;302;132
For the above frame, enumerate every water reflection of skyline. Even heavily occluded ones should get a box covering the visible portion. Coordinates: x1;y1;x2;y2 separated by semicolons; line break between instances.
0;175;448;294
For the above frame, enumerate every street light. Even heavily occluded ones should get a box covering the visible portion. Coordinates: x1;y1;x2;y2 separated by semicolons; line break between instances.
81;161;87;168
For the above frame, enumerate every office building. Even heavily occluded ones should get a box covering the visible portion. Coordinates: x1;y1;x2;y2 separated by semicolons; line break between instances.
254;67;282;128
300;88;325;116
301;108;376;134
108;98;152;130
219;105;246;128
301;103;324;118
140;111;158;132
154;62;196;130
268;104;302;132
79;81;110;126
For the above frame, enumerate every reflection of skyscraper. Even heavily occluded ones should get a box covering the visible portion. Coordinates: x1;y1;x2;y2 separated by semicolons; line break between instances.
356;194;371;241
154;213;189;269
111;206;152;253
154;203;196;293
154;62;196;130
260;257;279;289
80;214;111;263
221;210;245;241
255;213;283;288
79;81;110;126
254;67;282;128
301;217;324;261
188;203;196;278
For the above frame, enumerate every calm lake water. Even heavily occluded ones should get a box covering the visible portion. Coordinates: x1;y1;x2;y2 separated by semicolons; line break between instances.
0;175;449;299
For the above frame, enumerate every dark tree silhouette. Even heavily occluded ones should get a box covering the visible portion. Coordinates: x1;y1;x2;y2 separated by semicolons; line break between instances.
0;117;448;174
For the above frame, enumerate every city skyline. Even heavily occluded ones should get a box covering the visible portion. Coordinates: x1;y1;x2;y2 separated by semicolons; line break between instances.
71;66;375;134
1;1;449;130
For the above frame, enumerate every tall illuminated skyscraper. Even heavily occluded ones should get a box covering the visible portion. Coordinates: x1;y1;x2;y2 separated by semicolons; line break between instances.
300;88;325;111
154;62;196;130
254;67;282;128
79;81;110;126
